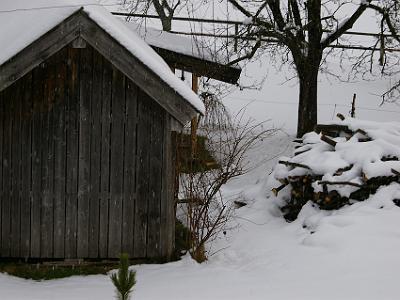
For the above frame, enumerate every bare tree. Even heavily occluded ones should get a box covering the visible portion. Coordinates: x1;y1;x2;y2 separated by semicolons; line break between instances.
378;0;400;103
225;0;400;137
121;0;187;31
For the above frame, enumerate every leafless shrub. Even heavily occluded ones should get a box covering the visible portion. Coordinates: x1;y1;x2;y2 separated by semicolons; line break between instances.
178;93;275;262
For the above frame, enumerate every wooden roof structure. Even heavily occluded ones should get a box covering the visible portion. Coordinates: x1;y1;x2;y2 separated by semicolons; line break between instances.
0;8;204;125
124;21;242;84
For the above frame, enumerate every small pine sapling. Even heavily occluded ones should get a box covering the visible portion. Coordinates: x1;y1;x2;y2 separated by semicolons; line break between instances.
110;253;136;300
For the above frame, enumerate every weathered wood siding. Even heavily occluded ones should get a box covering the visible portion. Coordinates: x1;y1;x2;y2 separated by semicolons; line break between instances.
0;43;175;260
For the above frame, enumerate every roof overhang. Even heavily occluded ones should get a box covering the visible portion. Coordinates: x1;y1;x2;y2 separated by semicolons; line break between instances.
151;46;241;84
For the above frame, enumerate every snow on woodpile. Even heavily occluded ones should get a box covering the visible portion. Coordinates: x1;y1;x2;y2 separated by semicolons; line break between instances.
273;116;400;221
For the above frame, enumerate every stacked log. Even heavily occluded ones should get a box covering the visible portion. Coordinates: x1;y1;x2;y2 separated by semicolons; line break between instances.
274;116;400;221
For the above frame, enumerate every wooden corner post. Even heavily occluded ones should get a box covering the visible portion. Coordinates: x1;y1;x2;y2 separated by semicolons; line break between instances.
191;74;199;158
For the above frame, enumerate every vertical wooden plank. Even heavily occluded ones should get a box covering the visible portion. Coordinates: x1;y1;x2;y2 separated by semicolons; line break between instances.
53;48;67;258
160;115;174;259
134;91;151;258
40;58;56;258
108;68;125;258
31;64;44;258
10;79;22;257
0;89;3;255
20;73;33;258
168;119;177;257
88;50;102;258
99;57;112;258
1;86;12;256
65;47;80;259
146;102;164;257
77;46;93;258
122;80;138;256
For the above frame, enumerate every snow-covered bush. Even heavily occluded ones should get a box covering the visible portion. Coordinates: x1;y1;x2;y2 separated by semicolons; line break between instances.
273;117;400;221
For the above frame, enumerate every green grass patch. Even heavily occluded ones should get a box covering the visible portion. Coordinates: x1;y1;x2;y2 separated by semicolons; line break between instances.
0;221;191;280
0;261;117;280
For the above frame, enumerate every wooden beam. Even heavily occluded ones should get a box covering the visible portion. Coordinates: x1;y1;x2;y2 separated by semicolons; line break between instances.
71;37;87;49
278;160;311;170
152;47;241;84
320;135;337;147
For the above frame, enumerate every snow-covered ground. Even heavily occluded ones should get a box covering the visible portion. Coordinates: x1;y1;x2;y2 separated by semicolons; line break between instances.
2;130;400;300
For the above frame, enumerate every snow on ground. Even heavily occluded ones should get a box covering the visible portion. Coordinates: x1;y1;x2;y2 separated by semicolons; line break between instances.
2;131;400;300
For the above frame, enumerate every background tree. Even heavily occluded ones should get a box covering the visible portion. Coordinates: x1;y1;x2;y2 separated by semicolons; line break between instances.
121;0;187;31
378;0;400;103
225;0;400;137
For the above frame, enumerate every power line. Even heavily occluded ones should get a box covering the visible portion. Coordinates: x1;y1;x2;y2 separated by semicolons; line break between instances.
161;30;400;53
112;12;400;39
227;96;400;114
0;2;120;14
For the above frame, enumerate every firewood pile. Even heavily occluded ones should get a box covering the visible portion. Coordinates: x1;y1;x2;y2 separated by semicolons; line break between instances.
273;115;400;221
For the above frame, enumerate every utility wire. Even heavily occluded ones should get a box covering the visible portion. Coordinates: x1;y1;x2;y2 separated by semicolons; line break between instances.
228;96;400;114
0;2;121;13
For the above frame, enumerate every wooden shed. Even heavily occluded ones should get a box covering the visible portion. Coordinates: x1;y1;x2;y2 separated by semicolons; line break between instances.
0;4;204;260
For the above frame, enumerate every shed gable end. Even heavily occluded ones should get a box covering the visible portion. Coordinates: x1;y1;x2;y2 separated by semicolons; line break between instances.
0;43;175;260
0;10;198;125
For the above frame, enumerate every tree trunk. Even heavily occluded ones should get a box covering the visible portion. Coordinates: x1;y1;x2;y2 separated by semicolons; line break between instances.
296;63;320;137
160;17;172;32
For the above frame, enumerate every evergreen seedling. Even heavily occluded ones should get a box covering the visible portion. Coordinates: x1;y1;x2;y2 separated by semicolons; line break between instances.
110;253;136;300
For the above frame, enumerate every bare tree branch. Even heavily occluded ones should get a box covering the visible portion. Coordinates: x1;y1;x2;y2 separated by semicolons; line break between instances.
321;0;372;48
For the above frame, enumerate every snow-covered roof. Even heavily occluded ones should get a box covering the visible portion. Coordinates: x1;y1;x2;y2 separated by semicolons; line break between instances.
127;22;227;65
121;22;241;84
0;0;204;114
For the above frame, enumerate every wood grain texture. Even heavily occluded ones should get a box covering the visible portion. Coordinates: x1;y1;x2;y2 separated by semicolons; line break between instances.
1;86;11;257
147;101;164;257
134;91;151;258
0;86;3;255
20;72;33;259
77;46;93;258
0;39;176;260
108;67;125;258
40;59;54;259
53;49;67;258
98;55;112;259
10;79;22;258
88;49;103;258
65;47;80;259
122;80;138;256
30;65;44;258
